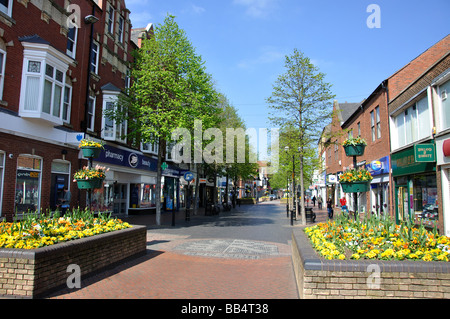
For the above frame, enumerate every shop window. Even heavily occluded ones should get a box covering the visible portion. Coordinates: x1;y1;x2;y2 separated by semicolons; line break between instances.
130;183;156;208
15;155;42;214
413;174;437;226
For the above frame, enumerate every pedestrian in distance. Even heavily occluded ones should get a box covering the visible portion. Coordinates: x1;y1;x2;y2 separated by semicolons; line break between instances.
340;196;349;216
327;197;333;219
312;195;316;207
317;195;323;210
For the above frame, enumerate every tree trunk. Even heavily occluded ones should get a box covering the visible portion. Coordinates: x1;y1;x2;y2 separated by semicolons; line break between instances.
155;137;166;225
193;163;200;215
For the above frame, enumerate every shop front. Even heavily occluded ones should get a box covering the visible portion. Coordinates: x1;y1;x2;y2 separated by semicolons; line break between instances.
392;144;438;229
366;156;390;216
92;144;158;216
436;135;450;236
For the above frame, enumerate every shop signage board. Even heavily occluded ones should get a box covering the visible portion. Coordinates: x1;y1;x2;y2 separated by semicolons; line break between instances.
392;145;436;177
414;144;436;162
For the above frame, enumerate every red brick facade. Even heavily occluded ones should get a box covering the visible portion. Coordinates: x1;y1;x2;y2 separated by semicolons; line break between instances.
0;0;133;221
324;34;450;220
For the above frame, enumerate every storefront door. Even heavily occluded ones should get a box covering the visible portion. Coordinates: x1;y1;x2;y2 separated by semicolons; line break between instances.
396;186;409;223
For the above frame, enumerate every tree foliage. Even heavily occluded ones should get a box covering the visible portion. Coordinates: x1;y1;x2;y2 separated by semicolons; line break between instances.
266;49;334;225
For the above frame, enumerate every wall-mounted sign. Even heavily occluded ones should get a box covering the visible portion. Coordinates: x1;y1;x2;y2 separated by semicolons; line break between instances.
414;144;436;162
443;139;450;157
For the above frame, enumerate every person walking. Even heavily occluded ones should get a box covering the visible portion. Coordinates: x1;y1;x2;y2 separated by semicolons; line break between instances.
340;196;349;216
317;195;323;210
327;197;333;219
60;186;71;215
312;195;316;207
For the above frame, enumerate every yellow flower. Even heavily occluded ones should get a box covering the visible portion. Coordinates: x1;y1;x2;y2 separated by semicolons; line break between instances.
338;254;346;260
351;253;361;260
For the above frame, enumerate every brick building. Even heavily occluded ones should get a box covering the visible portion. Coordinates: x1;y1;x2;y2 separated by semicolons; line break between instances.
323;34;450;225
389;36;450;235
0;0;138;221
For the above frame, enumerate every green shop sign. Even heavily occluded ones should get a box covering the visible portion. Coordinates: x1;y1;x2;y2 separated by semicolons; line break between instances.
414;143;436;162
392;144;436;177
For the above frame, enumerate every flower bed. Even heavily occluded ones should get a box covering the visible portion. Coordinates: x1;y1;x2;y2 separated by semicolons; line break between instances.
0;209;131;250
304;214;450;262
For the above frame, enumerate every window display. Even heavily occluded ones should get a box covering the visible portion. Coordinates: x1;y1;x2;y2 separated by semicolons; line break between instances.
413;174;438;227
15;155;42;213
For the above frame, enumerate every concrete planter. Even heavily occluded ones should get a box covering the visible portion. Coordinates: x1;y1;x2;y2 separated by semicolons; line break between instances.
291;229;450;299
0;225;147;298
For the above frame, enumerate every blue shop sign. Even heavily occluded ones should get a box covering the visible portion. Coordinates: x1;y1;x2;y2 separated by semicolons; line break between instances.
366;156;389;176
96;144;158;172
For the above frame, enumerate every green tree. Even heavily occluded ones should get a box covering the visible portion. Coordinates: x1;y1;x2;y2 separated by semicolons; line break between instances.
266;49;334;225
108;15;220;225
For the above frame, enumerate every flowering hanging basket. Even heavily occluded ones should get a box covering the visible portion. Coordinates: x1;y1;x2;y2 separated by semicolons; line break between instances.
76;178;104;189
80;146;102;158
79;139;104;158
343;144;366;156
342;136;367;157
341;181;370;193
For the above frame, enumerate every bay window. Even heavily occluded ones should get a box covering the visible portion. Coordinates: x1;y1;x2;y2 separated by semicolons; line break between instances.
19;40;74;125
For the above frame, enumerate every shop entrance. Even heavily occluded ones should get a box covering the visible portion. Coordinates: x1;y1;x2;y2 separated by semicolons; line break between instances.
396;186;409;223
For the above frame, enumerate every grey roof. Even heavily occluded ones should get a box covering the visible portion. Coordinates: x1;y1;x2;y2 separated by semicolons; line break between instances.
337;102;361;125
101;82;122;92
18;34;51;45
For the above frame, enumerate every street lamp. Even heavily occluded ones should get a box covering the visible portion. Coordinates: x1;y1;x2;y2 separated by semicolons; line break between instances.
285;146;301;225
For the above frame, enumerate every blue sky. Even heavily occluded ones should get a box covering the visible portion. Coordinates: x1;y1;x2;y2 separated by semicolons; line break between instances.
126;0;449;132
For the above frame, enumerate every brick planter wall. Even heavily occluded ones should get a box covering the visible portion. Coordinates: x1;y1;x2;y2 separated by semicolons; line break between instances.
292;229;450;299
0;225;147;298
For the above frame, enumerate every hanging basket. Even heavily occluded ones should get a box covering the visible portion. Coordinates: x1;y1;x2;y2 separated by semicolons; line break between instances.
341;181;370;193
81;146;102;158
76;178;104;189
343;144;366;157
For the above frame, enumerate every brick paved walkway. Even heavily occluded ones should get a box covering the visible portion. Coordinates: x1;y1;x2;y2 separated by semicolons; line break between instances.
47;202;300;299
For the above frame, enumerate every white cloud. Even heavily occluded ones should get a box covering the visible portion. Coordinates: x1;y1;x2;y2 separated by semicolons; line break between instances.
191;4;206;15
238;46;285;69
233;0;279;18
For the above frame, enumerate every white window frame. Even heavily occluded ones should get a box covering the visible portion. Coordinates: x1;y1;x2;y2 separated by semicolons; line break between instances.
101;92;126;143
107;5;114;35
375;106;381;139
0;0;13;17
62;85;72;123
118;15;124;43
90;41;100;74
66;26;78;59
393;94;431;149
18;42;74;126
0;48;6;100
87;96;96;132
437;79;450;131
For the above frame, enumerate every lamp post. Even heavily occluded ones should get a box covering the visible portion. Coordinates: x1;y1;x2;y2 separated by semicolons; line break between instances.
285;146;301;225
